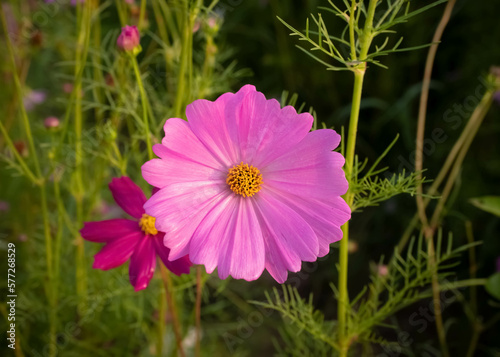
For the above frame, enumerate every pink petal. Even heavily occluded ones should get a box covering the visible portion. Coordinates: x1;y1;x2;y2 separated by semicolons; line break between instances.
269;191;350;256
144;181;229;260
190;196;265;280
262;129;348;201
224;86;314;167
160;118;223;169
92;231;143;270
81;219;139;243
253;191;319;283
109;177;147;219
185;92;240;166
153;234;192;276
129;237;157;291
142;153;224;189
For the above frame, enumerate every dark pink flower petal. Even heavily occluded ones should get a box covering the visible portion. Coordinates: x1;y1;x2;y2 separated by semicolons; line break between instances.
81;219;140;242
254;191;319;283
129;237;157;291
93;231;143;270
109;177;147;219
153;234;192;276
262;130;348;201
189;196;265;280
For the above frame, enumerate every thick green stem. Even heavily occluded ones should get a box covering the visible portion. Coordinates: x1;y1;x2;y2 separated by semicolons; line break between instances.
338;69;365;356
338;2;377;354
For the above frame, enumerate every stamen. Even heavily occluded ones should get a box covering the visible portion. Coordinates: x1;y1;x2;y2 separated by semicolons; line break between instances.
139;214;158;235
226;162;263;197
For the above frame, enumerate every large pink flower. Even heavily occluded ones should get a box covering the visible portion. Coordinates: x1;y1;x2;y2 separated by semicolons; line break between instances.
80;177;191;291
142;85;350;283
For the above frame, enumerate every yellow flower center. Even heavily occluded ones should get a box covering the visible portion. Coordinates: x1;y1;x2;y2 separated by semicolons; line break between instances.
139;214;158;235
226;162;263;197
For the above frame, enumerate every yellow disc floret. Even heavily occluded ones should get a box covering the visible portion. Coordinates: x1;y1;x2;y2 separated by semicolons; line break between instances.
139;214;158;235
226;162;263;197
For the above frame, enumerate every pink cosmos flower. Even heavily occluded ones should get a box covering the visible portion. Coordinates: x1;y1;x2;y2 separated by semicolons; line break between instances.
80;177;191;291
117;25;140;52
141;85;350;283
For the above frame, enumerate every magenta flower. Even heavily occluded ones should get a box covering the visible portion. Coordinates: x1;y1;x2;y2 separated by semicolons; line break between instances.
117;25;140;52
141;85;350;283
80;177;191;291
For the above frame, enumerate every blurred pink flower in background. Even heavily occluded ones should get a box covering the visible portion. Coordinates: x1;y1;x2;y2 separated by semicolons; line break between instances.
117;25;140;52
24;90;46;111
142;85;350;283
0;201;9;212
192;20;201;33
494;91;500;106
44;116;60;129
80;177;191;291
63;82;73;94
377;265;389;276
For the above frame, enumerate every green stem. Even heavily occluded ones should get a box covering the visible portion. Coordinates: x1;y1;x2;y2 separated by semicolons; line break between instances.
430;89;493;228
1;7;57;355
74;0;92;316
159;264;186;357
138;0;147;30
195;266;203;357
338;2;377;354
398;77;496;252
157;259;166;357
131;56;154;160
338;69;365;356
173;0;193;118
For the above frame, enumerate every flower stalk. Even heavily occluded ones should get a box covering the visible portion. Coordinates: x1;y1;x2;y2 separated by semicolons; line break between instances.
338;1;377;354
131;56;154;160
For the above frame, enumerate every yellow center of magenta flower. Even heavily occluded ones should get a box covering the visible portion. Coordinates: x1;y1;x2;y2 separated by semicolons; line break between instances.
139;214;158;235
226;162;263;197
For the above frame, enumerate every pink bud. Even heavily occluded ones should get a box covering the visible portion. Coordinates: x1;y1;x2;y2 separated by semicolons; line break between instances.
117;25;140;52
63;82;73;93
207;16;217;29
377;265;389;276
44;116;60;129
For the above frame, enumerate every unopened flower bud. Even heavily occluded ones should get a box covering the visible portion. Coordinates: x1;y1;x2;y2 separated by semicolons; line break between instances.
377;264;389;276
44;116;60;129
117;25;141;54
